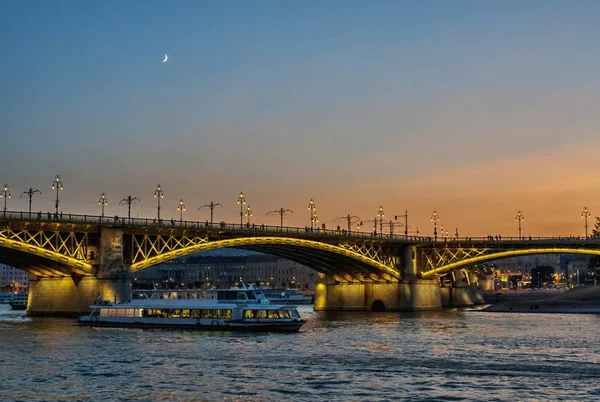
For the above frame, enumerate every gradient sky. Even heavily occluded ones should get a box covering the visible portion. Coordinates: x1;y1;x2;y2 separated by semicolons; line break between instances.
2;1;600;237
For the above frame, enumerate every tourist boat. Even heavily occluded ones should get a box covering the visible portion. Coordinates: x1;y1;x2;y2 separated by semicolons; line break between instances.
1;292;28;309
77;284;305;332
261;288;314;305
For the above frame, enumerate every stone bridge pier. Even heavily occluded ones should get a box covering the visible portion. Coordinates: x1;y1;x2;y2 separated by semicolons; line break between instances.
314;246;443;312
27;228;132;317
439;268;485;308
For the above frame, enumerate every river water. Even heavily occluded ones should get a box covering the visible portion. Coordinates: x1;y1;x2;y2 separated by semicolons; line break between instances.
1;304;599;401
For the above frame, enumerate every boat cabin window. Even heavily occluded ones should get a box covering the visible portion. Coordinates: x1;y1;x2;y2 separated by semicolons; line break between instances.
246;291;256;300
100;308;141;317
142;308;232;319
217;290;246;300
242;309;295;319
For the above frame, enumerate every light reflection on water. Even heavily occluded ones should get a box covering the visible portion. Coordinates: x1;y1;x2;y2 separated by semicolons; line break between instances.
1;304;600;401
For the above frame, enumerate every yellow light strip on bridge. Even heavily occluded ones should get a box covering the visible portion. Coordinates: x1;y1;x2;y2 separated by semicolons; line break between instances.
0;237;93;276
421;248;600;278
130;236;401;279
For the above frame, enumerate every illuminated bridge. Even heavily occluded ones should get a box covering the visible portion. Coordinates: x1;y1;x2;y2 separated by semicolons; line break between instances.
1;211;599;315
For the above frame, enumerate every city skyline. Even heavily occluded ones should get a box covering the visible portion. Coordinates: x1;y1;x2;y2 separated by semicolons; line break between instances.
3;1;600;236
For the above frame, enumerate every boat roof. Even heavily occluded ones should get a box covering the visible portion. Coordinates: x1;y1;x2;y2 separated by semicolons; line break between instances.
91;299;296;310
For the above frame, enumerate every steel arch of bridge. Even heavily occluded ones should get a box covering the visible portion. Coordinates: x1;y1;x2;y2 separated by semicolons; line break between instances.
420;247;600;278
130;236;401;281
0;228;93;275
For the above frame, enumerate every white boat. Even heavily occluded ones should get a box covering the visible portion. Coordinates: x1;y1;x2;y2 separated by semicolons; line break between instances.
77;285;305;332
0;292;28;309
261;288;313;305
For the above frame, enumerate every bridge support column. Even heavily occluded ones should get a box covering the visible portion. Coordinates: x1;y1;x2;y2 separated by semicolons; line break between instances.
439;270;483;308
27;227;132;317
27;275;131;317
314;273;442;311
403;245;417;279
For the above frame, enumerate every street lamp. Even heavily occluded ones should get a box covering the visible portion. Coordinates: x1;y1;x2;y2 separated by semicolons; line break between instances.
334;214;360;234
431;210;439;241
237;192;246;226
98;193;108;219
394;211;409;237
51;175;64;216
20;188;42;218
245;205;253;225
582;207;591;239
120;195;141;224
267;208;293;230
177;199;186;223
515;210;525;239
308;198;316;230
377;206;385;237
154;184;164;220
0;185;11;216
199;201;223;225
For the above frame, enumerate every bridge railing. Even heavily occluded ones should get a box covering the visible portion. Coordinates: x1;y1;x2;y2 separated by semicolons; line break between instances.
1;210;597;243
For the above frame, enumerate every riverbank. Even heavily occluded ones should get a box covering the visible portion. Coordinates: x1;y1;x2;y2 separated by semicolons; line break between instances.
481;286;600;313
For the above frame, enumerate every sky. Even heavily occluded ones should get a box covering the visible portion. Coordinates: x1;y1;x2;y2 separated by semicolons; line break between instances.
1;1;600;237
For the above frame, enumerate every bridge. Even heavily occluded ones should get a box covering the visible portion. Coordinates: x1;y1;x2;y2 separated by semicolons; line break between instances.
1;210;599;315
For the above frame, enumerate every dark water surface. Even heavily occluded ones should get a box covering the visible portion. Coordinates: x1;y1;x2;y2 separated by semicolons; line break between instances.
1;304;600;401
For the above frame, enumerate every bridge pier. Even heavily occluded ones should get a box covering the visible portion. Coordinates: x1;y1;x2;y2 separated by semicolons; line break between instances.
27;227;132;317
27;276;131;317
314;273;442;312
439;269;485;308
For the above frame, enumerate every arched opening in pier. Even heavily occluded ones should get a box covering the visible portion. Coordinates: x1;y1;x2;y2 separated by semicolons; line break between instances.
371;300;386;312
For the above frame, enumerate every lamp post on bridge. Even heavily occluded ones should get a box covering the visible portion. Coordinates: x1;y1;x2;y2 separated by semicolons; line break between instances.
154;184;164;221
177;199;186;224
308;198;316;231
237;192;246;227
312;212;319;230
98;193;108;220
199;201;222;225
1;185;11;217
431;210;439;241
51;175;64;217
267;208;293;230
245;205;253;226
334;214;360;234
120;195;141;224
394;211;409;237
515;210;525;239
20;188;42;219
582;207;591;239
377;206;385;237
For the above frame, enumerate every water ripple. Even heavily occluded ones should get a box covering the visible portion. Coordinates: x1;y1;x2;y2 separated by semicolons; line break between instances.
1;305;600;401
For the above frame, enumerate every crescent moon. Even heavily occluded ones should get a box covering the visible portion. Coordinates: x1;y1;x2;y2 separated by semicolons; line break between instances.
162;54;168;63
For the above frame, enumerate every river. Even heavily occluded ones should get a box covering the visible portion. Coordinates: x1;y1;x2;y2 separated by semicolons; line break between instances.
1;304;599;401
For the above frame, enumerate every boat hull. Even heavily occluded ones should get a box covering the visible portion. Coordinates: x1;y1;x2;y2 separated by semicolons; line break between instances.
9;302;27;310
77;317;304;332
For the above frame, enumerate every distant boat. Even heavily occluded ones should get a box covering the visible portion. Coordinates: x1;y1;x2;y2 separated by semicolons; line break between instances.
8;292;28;310
261;288;314;305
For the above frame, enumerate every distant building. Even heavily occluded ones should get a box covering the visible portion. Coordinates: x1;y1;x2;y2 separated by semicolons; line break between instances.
483;254;589;289
0;264;28;291
134;254;318;290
